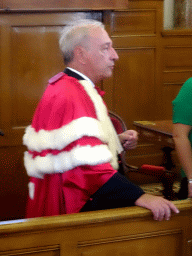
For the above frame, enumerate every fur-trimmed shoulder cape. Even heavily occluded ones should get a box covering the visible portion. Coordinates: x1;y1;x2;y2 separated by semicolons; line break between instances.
24;73;123;216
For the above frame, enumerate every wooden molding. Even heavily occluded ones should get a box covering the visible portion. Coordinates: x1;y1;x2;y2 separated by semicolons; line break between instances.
2;0;128;11
0;199;191;234
162;29;192;37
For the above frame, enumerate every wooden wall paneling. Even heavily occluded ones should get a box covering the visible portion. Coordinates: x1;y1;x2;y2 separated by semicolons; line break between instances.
187;213;192;256
163;70;192;85
3;0;128;10
161;32;192;173
0;25;12;136
0;146;29;221
0;26;1;129
151;0;164;120
11;25;64;127
162;70;192;120
113;2;165;120
0;0;2;9
103;1;164;168
161;84;182;120
162;34;192;120
104;8;158;124
110;9;156;36
112;35;156;49
0;22;32;220
113;47;156;127
104;1;164;123
130;0;163;1
164;46;192;68
79;233;182;256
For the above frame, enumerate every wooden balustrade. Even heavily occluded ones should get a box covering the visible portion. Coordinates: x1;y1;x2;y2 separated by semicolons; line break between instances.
0;199;192;256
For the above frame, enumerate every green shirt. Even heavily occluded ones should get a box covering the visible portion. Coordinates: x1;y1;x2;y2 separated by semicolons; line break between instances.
172;78;192;177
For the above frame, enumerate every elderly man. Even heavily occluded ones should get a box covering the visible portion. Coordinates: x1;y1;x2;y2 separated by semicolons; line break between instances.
23;19;179;221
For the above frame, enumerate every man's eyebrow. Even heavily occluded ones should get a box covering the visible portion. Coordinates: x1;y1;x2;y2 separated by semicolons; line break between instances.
101;42;111;47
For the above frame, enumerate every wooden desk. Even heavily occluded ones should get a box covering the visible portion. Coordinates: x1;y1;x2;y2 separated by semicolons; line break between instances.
133;120;174;148
133;120;175;171
133;120;178;200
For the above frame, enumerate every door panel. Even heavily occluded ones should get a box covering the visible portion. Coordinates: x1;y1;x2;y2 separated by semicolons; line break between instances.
113;48;156;129
11;25;63;127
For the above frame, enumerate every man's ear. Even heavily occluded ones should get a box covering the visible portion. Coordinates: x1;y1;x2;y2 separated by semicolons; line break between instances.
74;46;87;65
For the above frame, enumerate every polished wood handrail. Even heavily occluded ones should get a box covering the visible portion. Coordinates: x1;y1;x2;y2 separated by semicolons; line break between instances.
0;199;191;234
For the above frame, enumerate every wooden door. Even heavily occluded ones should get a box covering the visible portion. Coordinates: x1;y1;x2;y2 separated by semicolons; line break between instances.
0;11;101;220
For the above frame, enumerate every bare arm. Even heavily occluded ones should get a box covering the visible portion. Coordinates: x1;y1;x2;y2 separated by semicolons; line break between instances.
172;123;192;197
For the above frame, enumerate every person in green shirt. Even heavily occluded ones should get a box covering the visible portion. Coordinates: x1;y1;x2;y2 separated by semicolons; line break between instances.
172;78;192;199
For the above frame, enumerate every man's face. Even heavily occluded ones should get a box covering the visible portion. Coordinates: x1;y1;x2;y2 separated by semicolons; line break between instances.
84;27;119;83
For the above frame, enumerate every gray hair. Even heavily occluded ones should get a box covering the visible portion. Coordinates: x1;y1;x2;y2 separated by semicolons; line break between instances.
59;19;104;65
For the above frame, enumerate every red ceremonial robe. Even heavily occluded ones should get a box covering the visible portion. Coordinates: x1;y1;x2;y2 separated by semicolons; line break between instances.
23;72;122;217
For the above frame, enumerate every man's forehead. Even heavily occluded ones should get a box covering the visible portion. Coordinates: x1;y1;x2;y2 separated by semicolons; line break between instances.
89;27;112;43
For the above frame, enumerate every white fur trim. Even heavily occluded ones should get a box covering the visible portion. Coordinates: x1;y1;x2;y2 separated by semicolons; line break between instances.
79;80;123;169
28;182;35;200
24;144;113;179
23;117;106;152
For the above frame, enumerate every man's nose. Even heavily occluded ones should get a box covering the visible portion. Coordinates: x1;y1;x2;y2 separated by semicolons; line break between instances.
111;48;119;60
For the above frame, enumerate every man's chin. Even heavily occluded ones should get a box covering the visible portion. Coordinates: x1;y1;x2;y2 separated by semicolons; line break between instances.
98;71;113;81
104;70;113;78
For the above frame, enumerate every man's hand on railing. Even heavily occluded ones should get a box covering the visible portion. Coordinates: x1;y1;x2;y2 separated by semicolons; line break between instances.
135;193;180;221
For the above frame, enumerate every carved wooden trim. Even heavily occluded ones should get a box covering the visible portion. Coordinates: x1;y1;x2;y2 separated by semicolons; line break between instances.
163;83;183;86
164;45;192;49
2;0;128;11
2;245;60;256
78;229;182;247
162;29;192;37
163;70;192;86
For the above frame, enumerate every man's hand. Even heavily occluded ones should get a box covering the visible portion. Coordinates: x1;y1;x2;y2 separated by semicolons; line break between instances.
119;130;138;150
135;194;179;221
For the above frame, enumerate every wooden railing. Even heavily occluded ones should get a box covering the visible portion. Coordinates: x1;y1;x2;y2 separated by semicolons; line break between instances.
0;199;192;256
